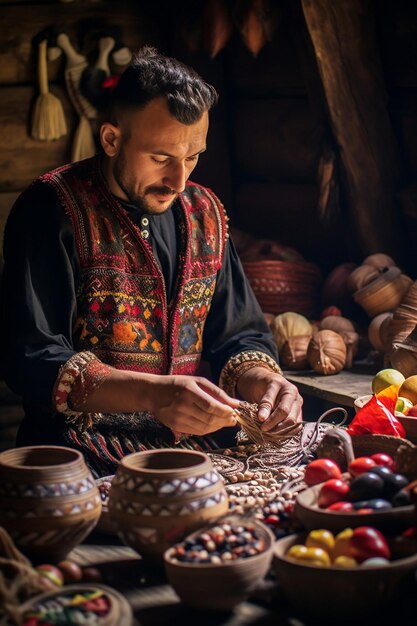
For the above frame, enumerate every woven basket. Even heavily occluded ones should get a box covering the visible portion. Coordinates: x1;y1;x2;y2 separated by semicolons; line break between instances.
353;268;409;317
317;431;416;477
242;260;322;317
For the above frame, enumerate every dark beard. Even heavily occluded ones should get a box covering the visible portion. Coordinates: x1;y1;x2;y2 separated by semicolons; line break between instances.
113;154;176;214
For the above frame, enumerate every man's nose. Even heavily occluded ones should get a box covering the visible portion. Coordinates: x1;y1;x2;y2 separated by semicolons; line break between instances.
163;161;187;193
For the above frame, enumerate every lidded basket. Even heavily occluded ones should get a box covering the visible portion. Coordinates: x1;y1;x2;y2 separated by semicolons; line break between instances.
353;267;410;317
0;445;102;562
108;449;229;561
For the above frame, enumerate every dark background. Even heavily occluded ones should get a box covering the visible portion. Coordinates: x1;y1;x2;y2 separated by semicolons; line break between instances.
1;0;417;275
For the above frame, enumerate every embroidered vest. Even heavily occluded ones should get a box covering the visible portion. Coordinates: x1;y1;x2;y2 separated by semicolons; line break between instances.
42;157;228;376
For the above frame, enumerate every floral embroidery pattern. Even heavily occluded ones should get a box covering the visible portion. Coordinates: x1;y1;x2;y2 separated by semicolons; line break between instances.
44;159;228;378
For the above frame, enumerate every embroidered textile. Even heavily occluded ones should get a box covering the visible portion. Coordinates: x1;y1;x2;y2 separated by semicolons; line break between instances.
41;156;229;472
219;350;282;398
42;157;227;377
53;351;113;428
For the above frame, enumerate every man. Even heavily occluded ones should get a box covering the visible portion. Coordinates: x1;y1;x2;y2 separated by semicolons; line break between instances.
1;47;302;477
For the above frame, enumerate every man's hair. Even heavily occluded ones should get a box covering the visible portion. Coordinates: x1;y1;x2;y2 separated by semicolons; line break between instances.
108;46;218;125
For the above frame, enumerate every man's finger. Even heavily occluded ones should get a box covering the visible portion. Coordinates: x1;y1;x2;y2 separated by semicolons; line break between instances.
257;399;273;421
197;378;241;409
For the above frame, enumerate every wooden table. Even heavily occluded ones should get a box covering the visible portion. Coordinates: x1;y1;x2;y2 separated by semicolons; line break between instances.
69;535;294;626
284;370;373;408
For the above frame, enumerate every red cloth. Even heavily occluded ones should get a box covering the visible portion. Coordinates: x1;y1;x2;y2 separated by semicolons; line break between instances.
347;385;406;437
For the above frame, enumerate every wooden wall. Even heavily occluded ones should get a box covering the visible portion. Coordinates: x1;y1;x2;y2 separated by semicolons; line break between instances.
0;0;161;448
1;0;417;447
170;1;417;273
0;0;158;190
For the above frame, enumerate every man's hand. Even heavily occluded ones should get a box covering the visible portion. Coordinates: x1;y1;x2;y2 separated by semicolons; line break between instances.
236;367;303;436
147;375;240;435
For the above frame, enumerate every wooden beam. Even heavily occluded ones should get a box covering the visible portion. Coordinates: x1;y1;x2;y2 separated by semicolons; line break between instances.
301;0;403;259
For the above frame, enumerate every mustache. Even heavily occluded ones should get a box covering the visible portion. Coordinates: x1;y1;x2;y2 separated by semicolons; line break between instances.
145;186;176;196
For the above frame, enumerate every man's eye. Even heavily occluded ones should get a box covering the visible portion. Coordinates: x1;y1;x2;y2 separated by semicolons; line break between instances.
152;157;169;164
186;156;199;163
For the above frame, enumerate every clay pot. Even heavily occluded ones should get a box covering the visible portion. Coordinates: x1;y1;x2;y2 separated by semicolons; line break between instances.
108;449;229;562
0;446;102;563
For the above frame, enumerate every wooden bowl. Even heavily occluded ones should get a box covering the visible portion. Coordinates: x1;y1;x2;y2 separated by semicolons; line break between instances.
273;532;417;618
20;583;133;626
96;475;117;535
395;415;417;445
354;394;417;444
294;482;415;533
164;517;274;611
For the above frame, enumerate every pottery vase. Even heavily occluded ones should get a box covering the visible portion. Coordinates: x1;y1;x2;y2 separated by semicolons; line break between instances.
108;449;229;561
0;445;102;562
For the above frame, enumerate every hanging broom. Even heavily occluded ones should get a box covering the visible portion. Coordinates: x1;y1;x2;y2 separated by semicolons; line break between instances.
31;39;67;141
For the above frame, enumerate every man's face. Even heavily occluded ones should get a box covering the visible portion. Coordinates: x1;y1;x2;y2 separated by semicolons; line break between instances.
102;97;209;214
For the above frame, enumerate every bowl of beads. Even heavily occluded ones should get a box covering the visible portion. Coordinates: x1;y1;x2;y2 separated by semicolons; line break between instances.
19;583;133;626
273;528;417;617
95;476;116;535
163;516;274;610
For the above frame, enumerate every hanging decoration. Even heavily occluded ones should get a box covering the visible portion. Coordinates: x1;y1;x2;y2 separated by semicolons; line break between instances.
202;0;233;58
56;32;99;162
80;36;116;110
31;38;67;141
234;0;279;57
179;0;278;58
28;22;130;159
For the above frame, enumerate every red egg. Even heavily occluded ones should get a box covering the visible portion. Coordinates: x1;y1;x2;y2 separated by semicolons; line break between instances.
82;566;103;582
327;501;354;512
304;458;342;487
349;526;390;563
348;457;377;477
318;478;350;508
35;564;64;587
370;453;396;471
57;559;83;583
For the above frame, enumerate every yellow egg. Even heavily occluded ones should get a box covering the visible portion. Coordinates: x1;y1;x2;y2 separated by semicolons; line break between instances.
371;368;405;395
287;544;308;559
306;529;335;553
333;555;358;568
399;375;417;406
288;546;331;567
332;528;354;560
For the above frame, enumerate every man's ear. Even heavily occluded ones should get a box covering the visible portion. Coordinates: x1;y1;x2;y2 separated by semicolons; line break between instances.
100;122;121;156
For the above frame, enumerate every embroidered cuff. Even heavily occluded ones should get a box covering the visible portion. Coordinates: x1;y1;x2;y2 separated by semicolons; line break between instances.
219;350;283;398
53;351;113;426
